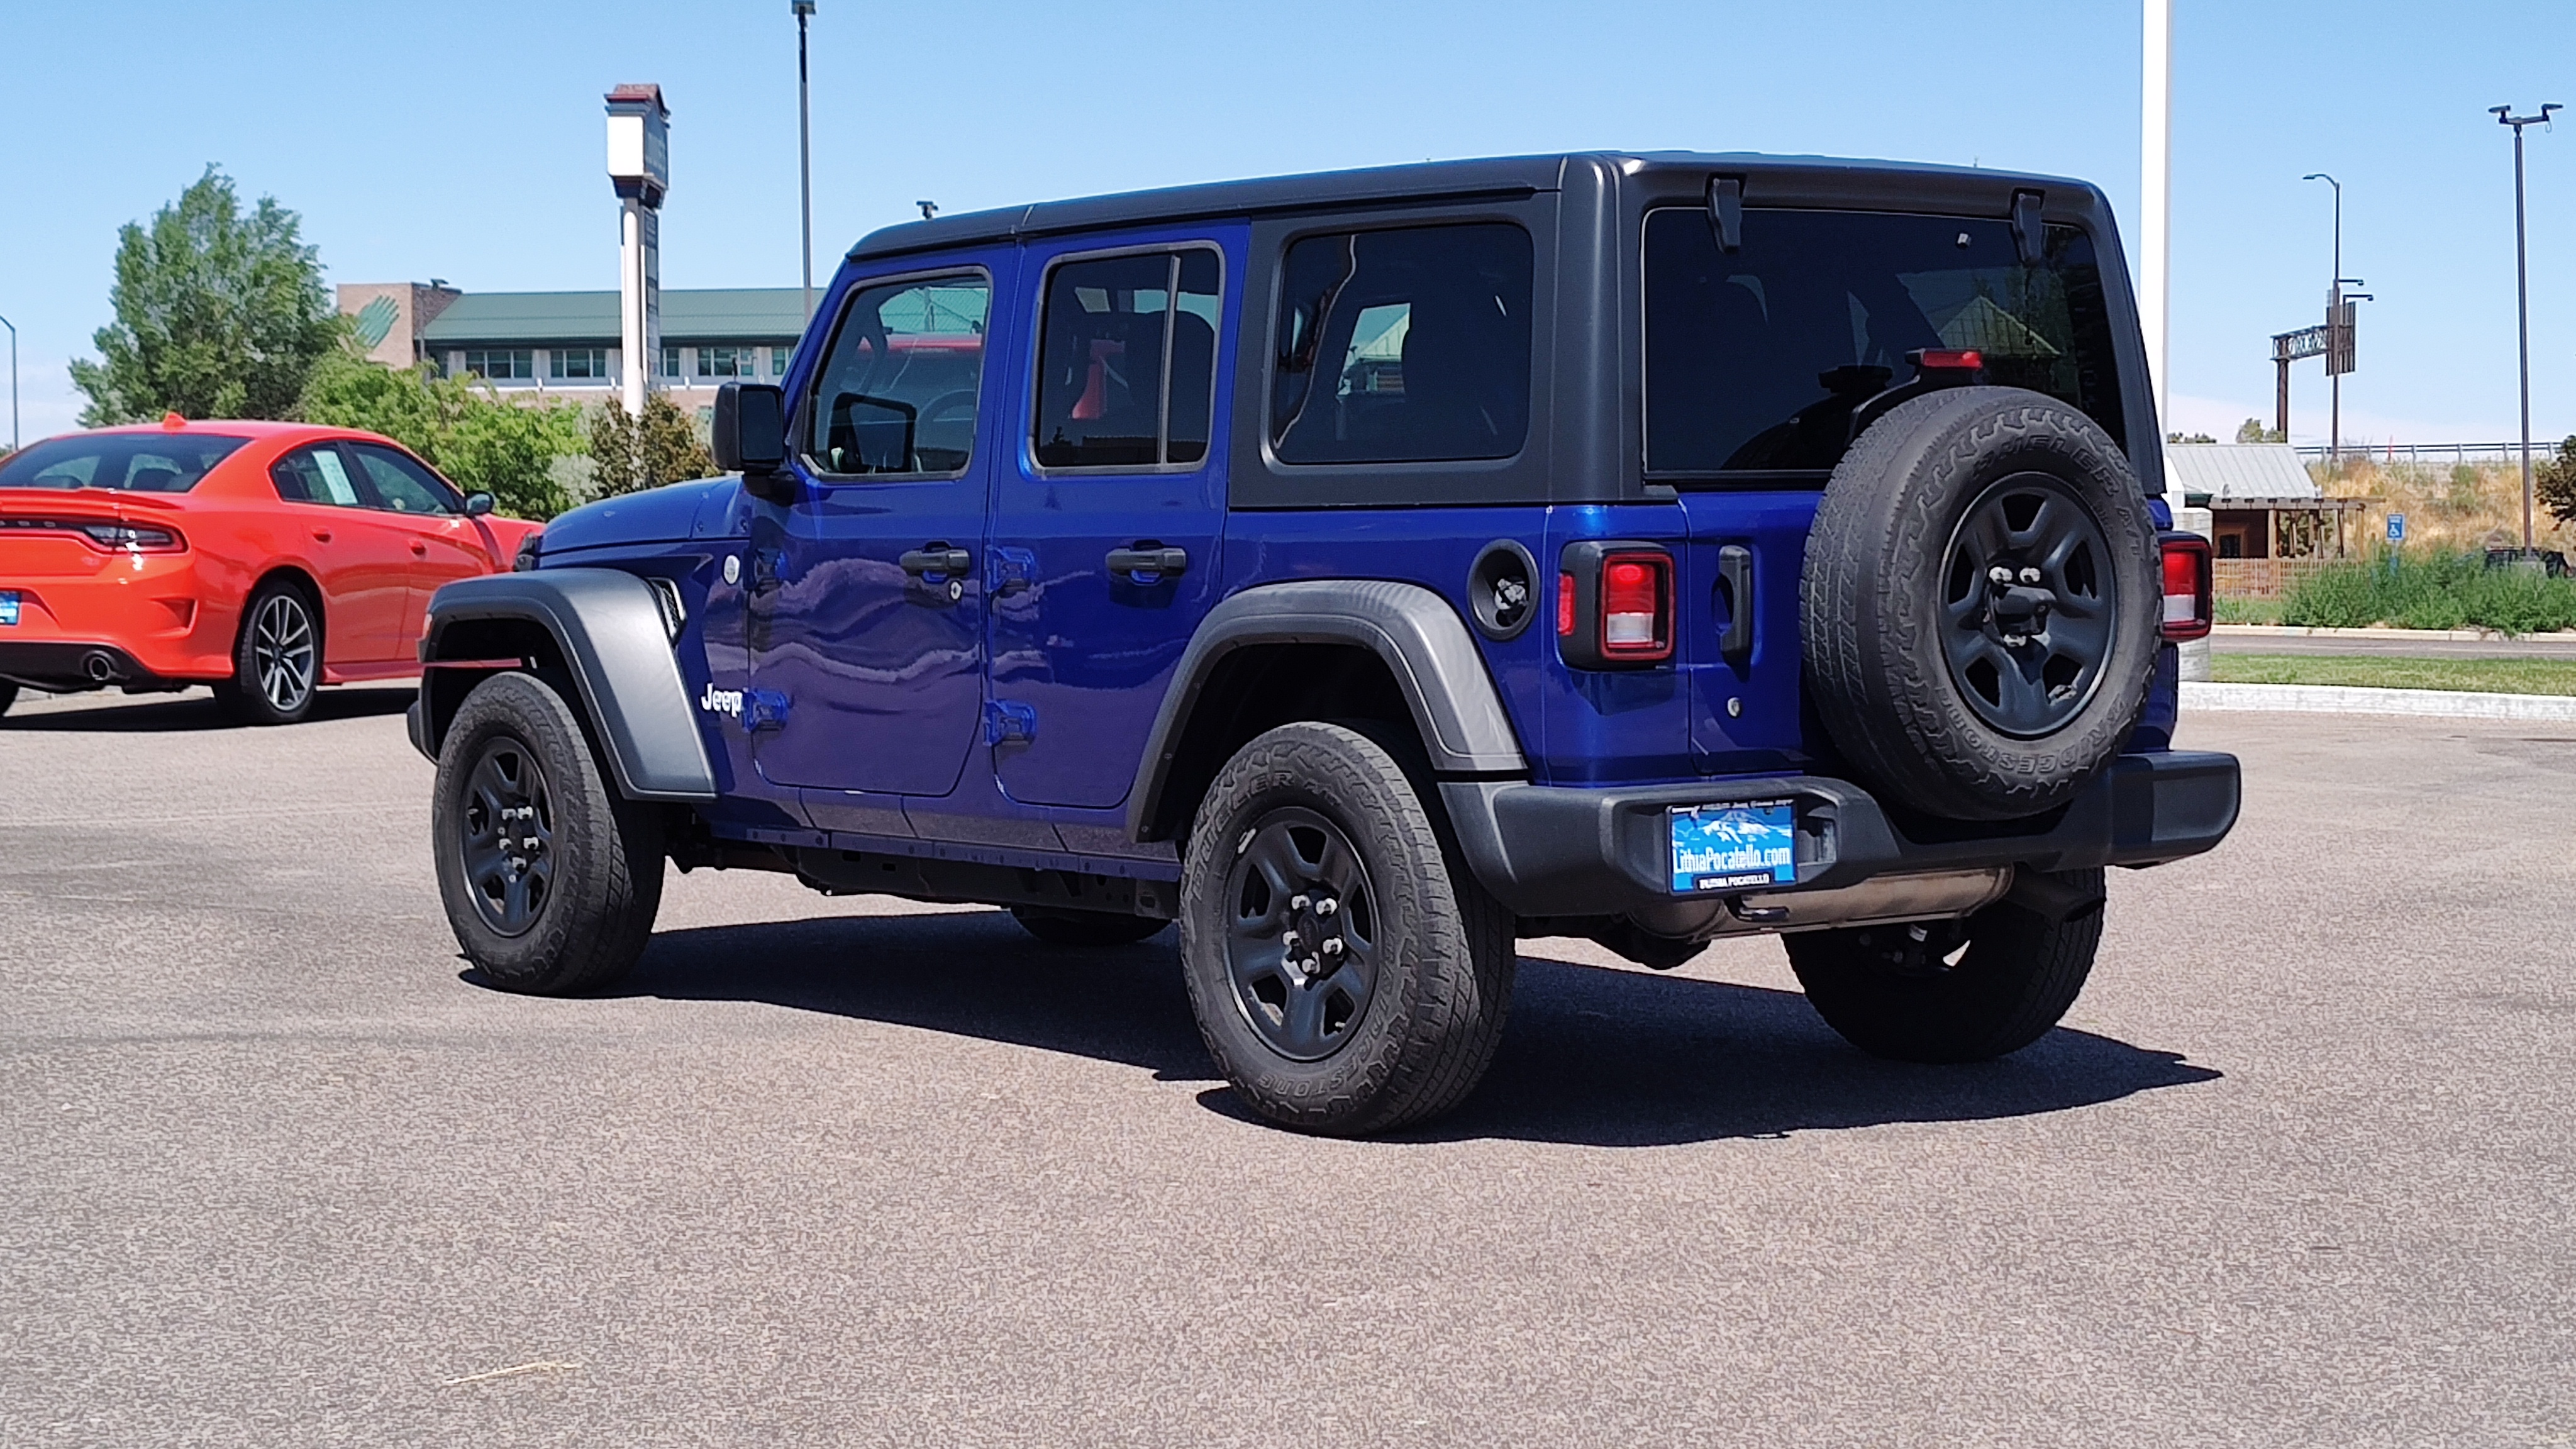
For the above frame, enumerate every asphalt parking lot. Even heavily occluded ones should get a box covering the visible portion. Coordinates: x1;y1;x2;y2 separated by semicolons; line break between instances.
3;688;2569;1445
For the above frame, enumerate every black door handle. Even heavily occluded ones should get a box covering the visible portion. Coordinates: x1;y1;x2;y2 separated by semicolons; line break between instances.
1717;543;1754;665
1106;543;1189;580
899;545;972;578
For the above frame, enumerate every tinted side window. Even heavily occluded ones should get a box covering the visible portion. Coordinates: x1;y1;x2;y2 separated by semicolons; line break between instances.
270;445;364;506
1643;208;2129;475
350;443;461;514
1033;249;1221;470
804;274;990;477
1269;223;1532;465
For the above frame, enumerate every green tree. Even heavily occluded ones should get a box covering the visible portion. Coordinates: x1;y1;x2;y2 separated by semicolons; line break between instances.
588;394;717;497
2536;436;2576;527
2236;418;2287;444
298;347;584;519
70;167;339;424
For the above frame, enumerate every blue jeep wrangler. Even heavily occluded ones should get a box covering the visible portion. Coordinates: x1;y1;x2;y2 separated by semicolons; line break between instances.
409;153;2236;1135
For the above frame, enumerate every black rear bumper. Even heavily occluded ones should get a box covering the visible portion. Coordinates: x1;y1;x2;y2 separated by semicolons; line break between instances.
1440;750;2240;917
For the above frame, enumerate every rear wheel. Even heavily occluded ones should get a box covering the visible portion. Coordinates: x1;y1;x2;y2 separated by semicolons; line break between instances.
433;671;663;994
1784;868;2105;1062
214;580;321;725
1179;722;1514;1136
1009;906;1167;947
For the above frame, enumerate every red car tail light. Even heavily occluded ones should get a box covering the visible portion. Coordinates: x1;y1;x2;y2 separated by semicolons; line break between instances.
78;522;186;552
2159;531;2212;641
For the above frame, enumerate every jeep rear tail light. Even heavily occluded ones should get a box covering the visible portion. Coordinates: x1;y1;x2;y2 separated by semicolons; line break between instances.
1556;541;1675;669
1600;553;1671;660
2159;531;2213;641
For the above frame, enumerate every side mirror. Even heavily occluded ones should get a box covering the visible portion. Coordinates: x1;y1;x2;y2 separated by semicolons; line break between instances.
462;491;496;517
713;382;789;474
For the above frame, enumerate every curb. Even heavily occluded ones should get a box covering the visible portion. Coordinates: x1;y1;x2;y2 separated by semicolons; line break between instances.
2213;624;2576;643
2181;680;2576;721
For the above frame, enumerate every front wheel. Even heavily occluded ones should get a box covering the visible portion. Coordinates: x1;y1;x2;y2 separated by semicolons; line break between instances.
432;671;664;994
1783;868;2105;1062
1179;722;1514;1136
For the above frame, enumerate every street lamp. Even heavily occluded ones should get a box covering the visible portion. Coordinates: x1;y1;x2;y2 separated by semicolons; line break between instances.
2301;173;2350;470
794;0;817;323
2494;103;2560;553
0;313;16;452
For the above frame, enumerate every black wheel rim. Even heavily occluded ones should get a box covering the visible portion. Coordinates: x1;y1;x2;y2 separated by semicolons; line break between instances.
1223;806;1380;1062
250;592;316;713
458;736;555;938
1938;474;2116;738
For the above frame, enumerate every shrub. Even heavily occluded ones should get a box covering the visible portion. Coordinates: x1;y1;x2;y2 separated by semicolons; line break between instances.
2282;548;2576;635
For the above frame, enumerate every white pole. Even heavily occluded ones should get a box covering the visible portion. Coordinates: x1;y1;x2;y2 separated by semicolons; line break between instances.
2140;0;2172;441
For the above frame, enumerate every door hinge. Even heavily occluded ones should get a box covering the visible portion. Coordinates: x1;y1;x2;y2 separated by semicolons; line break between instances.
984;699;1038;745
987;545;1036;595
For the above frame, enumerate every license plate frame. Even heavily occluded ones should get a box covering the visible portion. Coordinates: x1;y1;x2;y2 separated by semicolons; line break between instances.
1668;799;1798;894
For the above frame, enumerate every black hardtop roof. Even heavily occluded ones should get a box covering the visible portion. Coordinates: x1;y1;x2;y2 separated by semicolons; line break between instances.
845;151;2103;262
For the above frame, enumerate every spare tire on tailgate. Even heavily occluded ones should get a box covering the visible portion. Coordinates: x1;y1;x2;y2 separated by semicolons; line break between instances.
1801;387;2158;822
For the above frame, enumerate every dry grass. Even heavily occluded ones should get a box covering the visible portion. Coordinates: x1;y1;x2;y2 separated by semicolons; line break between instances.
2310;457;2576;557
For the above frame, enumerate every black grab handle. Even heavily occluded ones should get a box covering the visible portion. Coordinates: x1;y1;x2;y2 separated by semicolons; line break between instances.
1105;544;1189;580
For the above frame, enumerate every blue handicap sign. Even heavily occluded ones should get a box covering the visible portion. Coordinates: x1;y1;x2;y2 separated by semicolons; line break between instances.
2387;513;2406;542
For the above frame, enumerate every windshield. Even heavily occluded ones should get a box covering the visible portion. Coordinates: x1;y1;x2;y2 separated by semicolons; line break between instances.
1644;208;2127;477
0;433;250;492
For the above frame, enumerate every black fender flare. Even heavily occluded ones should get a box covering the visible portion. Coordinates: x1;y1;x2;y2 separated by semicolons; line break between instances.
1125;579;1529;840
411;568;717;802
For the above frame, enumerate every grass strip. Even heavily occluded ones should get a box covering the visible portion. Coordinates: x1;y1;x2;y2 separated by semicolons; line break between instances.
2211;653;2576;696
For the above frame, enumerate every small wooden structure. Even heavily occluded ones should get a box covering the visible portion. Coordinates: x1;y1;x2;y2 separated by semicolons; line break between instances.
2166;444;2370;588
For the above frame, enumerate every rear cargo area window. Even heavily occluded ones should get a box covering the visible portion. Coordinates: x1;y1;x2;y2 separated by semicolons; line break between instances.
1644;208;2127;477
1269;223;1531;465
805;273;991;477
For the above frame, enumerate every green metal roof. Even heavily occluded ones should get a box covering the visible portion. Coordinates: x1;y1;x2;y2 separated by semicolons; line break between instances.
420;287;806;345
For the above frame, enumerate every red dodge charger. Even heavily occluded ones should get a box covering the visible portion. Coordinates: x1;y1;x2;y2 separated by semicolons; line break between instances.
0;416;542;723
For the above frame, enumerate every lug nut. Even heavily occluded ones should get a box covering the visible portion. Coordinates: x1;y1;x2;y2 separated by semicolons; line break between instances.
1282;930;1301;949
1290;894;1309;913
1316;897;1338;917
1988;565;2012;584
2019;567;2043;585
1322;938;1345;957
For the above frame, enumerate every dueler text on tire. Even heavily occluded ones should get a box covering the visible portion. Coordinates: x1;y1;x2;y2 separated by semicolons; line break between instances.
1009;906;1168;947
433;671;664;994
214;579;321;725
1784;868;2106;1062
1179;722;1515;1136
1802;387;2158;821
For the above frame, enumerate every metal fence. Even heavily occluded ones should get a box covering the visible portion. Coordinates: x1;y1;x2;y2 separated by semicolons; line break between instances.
2291;442;2551;466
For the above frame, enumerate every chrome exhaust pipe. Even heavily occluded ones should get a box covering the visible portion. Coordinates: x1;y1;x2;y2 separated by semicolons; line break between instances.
81;651;118;682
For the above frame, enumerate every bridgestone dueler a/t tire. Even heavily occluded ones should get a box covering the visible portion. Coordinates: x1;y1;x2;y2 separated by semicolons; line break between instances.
1803;387;2158;821
1784;869;2106;1062
433;672;663;994
1180;723;1515;1136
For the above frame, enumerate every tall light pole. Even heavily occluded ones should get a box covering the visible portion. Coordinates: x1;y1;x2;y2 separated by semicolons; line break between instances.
2301;174;2348;471
2140;0;2172;440
794;0;817;323
0;313;16;452
2494;103;2559;553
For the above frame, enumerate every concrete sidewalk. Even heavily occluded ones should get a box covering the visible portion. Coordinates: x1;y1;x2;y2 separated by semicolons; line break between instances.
2211;623;2576;659
2183;679;2576;720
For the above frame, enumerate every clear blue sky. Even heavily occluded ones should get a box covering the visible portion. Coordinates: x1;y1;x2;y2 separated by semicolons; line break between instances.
3;0;2569;448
